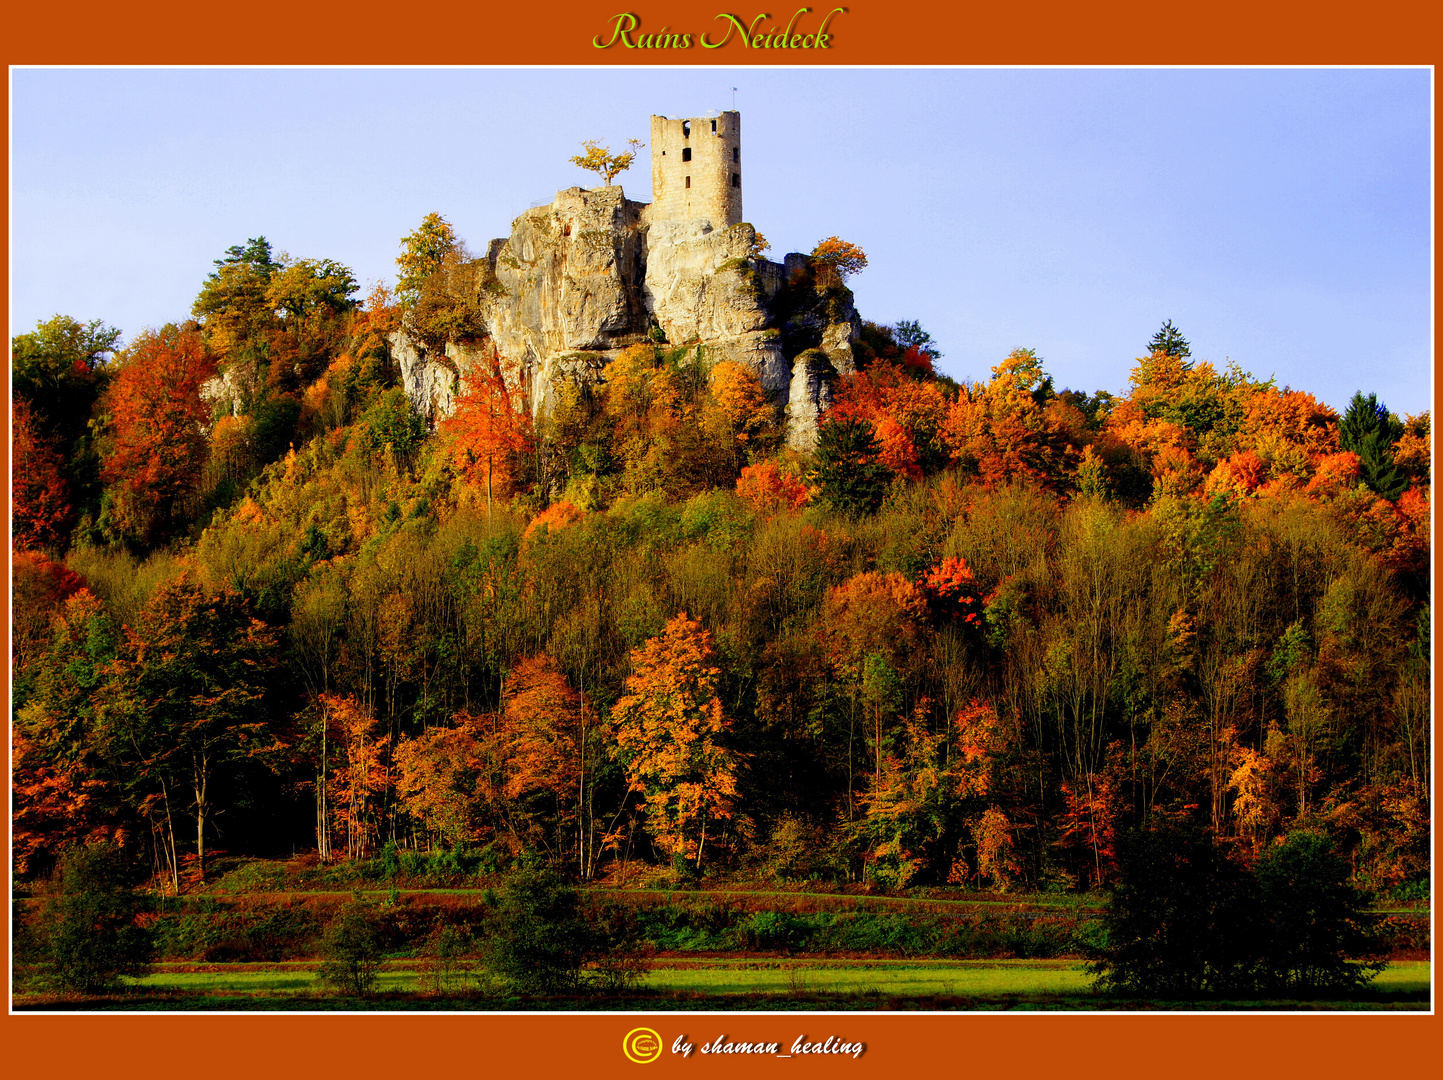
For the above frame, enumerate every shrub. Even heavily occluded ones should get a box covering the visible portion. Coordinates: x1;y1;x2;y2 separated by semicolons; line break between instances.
1088;821;1257;996
484;867;651;994
416;918;477;995
28;843;156;993
316;891;385;996
735;910;805;952
1253;831;1384;993
483;867;594;994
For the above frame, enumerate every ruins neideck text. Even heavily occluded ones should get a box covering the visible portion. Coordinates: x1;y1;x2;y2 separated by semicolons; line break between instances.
593;9;848;50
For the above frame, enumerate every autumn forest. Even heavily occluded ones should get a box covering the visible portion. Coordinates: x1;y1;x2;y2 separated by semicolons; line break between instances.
12;215;1431;922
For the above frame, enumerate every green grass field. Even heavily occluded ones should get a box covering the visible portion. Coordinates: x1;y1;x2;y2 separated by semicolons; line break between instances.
112;958;1428;1008
15;860;1428;1012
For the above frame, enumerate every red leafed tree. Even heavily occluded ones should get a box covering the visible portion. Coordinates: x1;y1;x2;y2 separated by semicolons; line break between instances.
11;549;87;676
12;728;125;878
922;555;983;626
1057;748;1125;889
12;397;74;549
441;345;532;515
828;359;950;480
735;459;811;518
611;613;738;870
100;325;216;544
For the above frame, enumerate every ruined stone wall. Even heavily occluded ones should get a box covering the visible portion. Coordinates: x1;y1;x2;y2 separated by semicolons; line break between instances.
648;111;742;228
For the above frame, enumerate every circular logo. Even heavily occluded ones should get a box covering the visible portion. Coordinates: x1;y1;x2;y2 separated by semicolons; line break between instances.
622;1027;663;1064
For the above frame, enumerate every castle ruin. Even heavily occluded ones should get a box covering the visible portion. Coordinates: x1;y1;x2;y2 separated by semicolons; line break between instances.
648;111;743;229
393;110;860;449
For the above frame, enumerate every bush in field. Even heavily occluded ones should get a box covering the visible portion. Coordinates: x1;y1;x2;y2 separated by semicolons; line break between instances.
28;843;156;993
416;917;477;995
316;891;385;996
1088;821;1257;996
735;910;807;952
1253;831;1384;993
484;866;650;994
1091;823;1387;998
588;903;652;993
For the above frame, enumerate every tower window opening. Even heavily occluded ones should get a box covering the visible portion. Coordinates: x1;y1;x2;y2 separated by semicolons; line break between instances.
711;120;717;132
732;147;739;162
682;120;690;138
731;173;740;188
682;147;691;162
685;176;691;188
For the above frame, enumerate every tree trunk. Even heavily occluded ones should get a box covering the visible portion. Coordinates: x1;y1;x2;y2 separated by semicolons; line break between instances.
192;746;210;881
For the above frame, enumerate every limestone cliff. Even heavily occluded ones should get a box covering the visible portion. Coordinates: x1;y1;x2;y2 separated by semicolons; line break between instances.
393;184;862;448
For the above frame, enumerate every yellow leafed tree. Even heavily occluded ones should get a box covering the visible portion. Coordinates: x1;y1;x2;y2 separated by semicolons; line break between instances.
611;613;737;870
570;138;644;186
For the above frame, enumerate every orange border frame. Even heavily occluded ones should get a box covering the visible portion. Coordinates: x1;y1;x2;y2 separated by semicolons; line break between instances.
6;2;1436;1077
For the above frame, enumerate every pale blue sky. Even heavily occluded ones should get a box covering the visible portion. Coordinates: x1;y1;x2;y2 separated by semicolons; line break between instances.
10;67;1432;415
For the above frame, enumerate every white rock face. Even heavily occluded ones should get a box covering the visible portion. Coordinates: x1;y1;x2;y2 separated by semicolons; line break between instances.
486;186;650;410
391;184;861;445
394;337;490;427
785;351;839;452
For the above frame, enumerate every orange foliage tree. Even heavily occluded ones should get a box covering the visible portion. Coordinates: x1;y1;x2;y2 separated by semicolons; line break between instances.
611;613;738;870
100;325;217;544
320;694;391;860
942;349;1081;489
707;359;776;474
822;571;930;805
602;344;687;494
500;654;583;856
809;236;868;280
441;345;532;514
523;500;585;542
393;717;490;851
735;459;811;518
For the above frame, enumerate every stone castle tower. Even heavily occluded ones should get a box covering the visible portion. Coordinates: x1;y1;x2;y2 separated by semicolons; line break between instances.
648;111;742;227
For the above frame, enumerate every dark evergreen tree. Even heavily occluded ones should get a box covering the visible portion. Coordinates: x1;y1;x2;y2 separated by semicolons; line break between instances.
212;236;281;277
1338;391;1408;499
1148;319;1191;359
813;415;890;514
893;319;942;360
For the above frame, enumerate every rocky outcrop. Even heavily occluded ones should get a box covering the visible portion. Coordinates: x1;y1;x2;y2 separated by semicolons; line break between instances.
394;337;488;428
785;349;839;452
486;186;651;411
640;218;791;393
391;184;861;446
